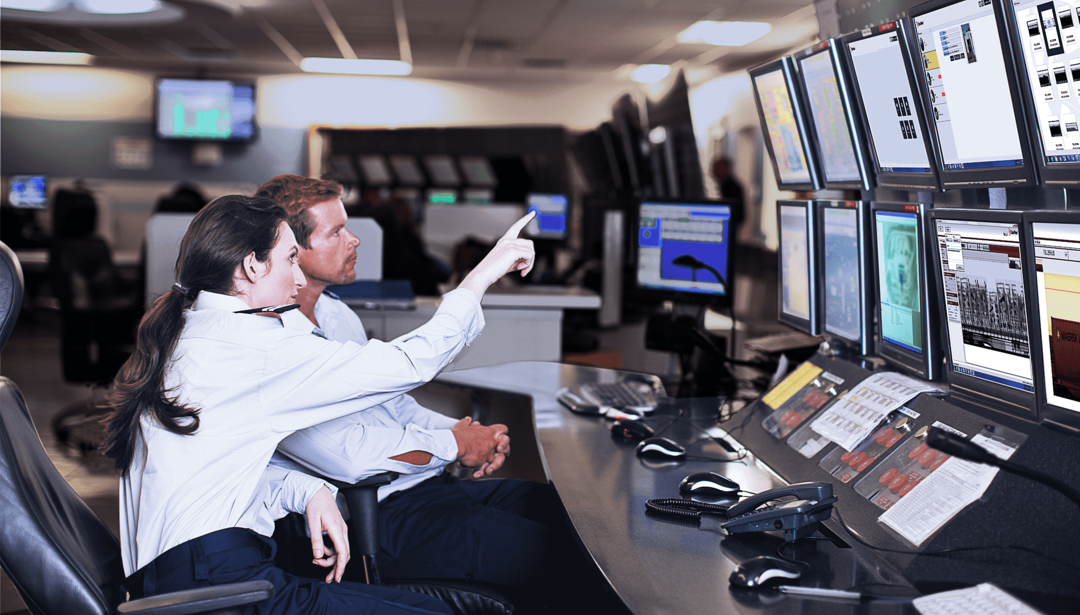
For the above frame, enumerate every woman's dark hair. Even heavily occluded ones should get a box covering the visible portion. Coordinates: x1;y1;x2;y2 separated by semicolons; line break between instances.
103;195;288;472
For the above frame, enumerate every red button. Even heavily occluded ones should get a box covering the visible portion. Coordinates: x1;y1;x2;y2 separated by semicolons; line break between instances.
909;443;928;460
889;474;909;493
879;467;899;485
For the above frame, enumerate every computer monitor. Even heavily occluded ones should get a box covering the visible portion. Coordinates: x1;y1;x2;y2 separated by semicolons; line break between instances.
7;175;48;209
459;156;497;187
422;155;461;187
793;40;876;190
635;200;733;307
929;209;1036;419
524;193;569;240
461;188;494;204
872;202;942;380
839;21;941;191
749;57;823;191
425;188;458;204
778;200;822;335
909;0;1037;188
155;78;256;141
358;154;393;186
815;200;874;355
1001;0;1080;186
1023;211;1080;433
389;155;425;186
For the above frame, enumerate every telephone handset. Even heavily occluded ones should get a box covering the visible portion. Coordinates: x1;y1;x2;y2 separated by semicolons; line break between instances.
722;481;837;542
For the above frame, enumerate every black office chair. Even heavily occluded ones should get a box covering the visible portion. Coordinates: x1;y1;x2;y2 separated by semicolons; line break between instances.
0;245;274;615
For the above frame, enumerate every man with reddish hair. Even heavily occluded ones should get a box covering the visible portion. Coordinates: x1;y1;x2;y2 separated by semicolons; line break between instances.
256;174;572;596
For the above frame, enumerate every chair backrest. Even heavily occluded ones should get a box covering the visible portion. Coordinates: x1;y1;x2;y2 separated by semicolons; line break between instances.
0;377;125;615
0;241;24;353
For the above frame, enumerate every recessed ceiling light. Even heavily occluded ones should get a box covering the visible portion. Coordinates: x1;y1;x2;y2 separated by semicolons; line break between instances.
0;0;65;9
678;21;772;47
630;64;671;84
80;0;161;14
300;58;413;76
0;49;93;64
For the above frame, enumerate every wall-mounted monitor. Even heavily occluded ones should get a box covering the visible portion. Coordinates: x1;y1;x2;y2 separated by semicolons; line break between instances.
749;57;823;191
816;200;874;355
155;78;256;141
1001;0;1080;186
929;209;1036;419
909;0;1037;188
423;155;461;187
6;175;48;209
778;200;822;335
635;200;733;306
425;188;458;204
459;156;497;187
1024;212;1080;433
839;21;941;191
389;155;425;186
358;154;393;186
524;193;569;240
793;40;877;190
872;201;942;381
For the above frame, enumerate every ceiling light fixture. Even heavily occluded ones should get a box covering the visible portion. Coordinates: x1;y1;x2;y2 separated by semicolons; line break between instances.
300;57;412;76
631;64;671;84
80;0;161;14
678;21;772;47
0;49;93;64
0;0;63;9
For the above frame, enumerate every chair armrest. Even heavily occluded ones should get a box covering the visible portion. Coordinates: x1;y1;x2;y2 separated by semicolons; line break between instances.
116;580;273;615
325;471;399;492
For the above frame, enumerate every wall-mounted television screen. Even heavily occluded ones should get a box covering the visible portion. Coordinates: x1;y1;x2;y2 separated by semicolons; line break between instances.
155;78;256;141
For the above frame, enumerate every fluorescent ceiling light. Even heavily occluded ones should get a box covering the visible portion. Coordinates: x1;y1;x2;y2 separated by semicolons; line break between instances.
678;21;772;47
0;0;65;9
300;57;413;76
0;50;93;64
631;64;671;84
80;0;161;14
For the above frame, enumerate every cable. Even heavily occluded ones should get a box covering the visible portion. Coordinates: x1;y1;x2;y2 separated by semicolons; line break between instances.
651;408;684;439
776;542;813;572
684;415;749;461
644;497;730;522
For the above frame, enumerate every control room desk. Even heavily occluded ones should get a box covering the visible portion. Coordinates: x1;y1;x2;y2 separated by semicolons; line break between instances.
434;362;922;615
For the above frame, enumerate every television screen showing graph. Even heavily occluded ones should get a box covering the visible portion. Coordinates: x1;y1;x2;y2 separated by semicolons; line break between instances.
778;200;820;334
155;79;256;141
909;0;1035;187
931;211;1036;417
636;200;732;305
818;200;872;354
1003;0;1080;185
749;58;821;190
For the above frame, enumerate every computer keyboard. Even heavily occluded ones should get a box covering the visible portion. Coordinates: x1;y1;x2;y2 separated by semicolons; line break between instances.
913;583;1043;615
574;380;658;411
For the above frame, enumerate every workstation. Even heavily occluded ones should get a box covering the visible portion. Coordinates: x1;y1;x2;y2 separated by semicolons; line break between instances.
2;0;1080;614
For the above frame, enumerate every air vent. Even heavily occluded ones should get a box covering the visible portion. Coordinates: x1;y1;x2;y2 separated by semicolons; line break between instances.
522;58;566;69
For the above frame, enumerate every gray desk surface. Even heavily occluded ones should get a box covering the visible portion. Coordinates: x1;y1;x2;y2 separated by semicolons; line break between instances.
437;362;918;615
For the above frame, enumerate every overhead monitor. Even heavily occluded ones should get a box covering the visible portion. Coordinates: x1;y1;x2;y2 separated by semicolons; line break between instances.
635;200;733;306
1024;212;1080;432
7;175;48;209
816;200;874;355
524;193;569;240
155;79;256;141
909;0;1037;188
462;188;494;204
389;155;425;186
425;188;458;204
778;200;822;335
930;210;1035;418
839;21;941;190
358;155;393;186
749;57;823;191
1002;0;1080;186
793;40;876;190
423;155;461;187
459;156;497;187
872;202;942;380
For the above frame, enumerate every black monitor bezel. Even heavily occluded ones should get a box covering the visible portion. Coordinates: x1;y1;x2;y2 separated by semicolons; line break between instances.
792;40;877;191
998;0;1080;187
153;77;258;142
871;201;943;381
1021;210;1080;434
748;57;823;192
815;200;874;355
908;0;1039;188
928;208;1037;420
631;198;737;308
838;21;942;191
777;199;822;335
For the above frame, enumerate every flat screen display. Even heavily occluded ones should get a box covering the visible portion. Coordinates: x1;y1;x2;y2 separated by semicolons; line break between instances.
799;49;863;183
1009;0;1080;164
753;68;813;185
7;175;47;209
911;0;1026;171
780;204;812;322
359;155;393;185
423;155;461;186
847;30;935;174
934;218;1033;392
1031;222;1080;416
637;201;732;300
389;155;425;185
524;193;568;239
876;211;924;353
823;206;863;342
156;79;255;141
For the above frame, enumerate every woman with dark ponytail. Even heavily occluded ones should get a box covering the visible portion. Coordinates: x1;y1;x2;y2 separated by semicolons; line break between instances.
104;195;537;614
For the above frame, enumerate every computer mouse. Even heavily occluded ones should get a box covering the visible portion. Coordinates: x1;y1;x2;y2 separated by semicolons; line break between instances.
679;471;739;495
635;436;687;459
728;556;802;588
611;419;654;441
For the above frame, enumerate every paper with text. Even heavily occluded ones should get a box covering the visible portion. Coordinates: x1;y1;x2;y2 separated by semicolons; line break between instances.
809;372;936;451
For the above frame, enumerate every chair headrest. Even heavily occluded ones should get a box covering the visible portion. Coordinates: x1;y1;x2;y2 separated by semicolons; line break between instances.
0;241;24;353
